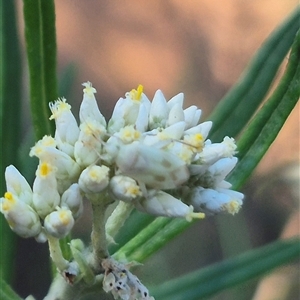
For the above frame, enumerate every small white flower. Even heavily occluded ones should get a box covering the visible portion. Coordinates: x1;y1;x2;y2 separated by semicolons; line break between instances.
80;81;106;127
61;183;83;219
78;165;110;194
35;229;48;243
44;207;74;238
29;135;57;157
183;105;202;130
184;121;212;140
221;136;237;157
188;186;243;215
115;141;189;190
4;165;33;205
108;85;150;134
49;98;80;156
196;157;238;188
149;90;168;129
32;162;60;219
74;120;106;167
135;191;204;220
31;146;81;193
109;175;142;202
167;102;185;126
0;192;41;238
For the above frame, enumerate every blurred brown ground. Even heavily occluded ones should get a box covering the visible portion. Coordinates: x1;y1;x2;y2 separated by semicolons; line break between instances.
16;1;299;299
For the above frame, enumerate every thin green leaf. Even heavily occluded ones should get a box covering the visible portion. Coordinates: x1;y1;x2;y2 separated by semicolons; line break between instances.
109;210;155;254
208;7;300;141
0;0;21;282
229;28;300;189
0;277;22;300
23;0;58;139
152;238;300;300
113;217;171;261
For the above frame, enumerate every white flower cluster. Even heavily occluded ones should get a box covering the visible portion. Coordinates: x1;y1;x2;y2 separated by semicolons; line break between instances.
0;82;243;240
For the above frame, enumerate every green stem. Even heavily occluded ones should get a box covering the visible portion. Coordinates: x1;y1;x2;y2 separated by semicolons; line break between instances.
105;201;134;243
113;217;172;261
89;194;112;269
47;235;69;272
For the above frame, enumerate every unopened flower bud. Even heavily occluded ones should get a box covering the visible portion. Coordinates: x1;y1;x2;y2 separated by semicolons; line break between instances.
78;165;109;194
74;120;105;167
149;90;168;129
80;82;106;126
183;105;201;129
44;207;74;238
136;191;204;220
5;165;33;205
49;98;80;157
188;187;243;215
35;229;48;243
61;183;83;219
33;162;60;219
0;192;41;238
110;175;142;202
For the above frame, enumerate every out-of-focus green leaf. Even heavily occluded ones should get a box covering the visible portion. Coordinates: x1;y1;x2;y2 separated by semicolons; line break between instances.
0;0;21;283
208;7;300;141
23;0;58;139
152;238;300;300
0;277;22;300
109;210;154;254
229;28;300;189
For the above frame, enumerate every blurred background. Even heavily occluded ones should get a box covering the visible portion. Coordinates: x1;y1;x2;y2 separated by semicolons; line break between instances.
12;1;299;299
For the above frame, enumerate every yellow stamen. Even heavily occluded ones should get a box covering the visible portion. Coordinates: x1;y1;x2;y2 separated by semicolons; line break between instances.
185;205;205;222
4;192;13;201
49;98;71;120
127;185;142;198
129;84;143;101
2;192;16;211
39;163;51;177
223;200;241;215
59;210;70;225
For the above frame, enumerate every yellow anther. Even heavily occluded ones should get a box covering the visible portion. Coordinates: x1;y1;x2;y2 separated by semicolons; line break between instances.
59;210;70;225
223;200;241;215
39;163;51;177
2;192;16;211
129;84;143;101
49;98;71;120
89;169;98;180
119;126;141;143
4;192;13;201
127;185;142;197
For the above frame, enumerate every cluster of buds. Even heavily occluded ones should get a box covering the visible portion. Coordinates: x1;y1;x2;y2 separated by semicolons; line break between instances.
0;82;244;300
1;82;244;238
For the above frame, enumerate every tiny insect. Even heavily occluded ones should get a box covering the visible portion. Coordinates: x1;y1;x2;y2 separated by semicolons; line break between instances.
115;141;190;190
